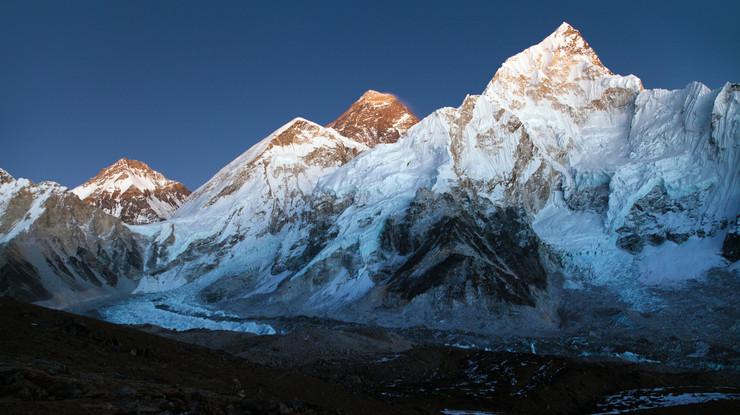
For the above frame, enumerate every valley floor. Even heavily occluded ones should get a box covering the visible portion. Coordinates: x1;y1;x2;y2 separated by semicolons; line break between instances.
1;298;739;414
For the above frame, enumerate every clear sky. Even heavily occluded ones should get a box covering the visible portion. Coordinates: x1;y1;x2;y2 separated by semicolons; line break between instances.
1;0;738;190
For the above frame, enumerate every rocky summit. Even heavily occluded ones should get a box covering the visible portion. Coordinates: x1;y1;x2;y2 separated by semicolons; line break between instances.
327;90;419;147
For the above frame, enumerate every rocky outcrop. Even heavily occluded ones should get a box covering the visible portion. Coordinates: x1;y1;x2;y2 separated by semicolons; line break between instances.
722;215;740;262
73;158;190;224
615;185;710;253
327;90;419;147
378;188;547;307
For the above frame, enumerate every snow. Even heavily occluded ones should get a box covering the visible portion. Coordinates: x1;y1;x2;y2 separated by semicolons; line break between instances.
71;158;188;223
100;295;275;334
0;179;60;243
74;173;155;200
127;117;369;299
72;158;173;200
134;271;189;294
638;235;727;285
0;21;735;342
593;388;740;414
613;351;659;364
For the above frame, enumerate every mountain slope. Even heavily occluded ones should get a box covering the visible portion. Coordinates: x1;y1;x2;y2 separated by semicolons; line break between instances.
0;169;143;307
133;118;369;292
327;90;419;147
73;158;190;225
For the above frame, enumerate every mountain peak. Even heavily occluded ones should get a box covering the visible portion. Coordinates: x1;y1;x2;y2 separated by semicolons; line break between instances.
553;21;577;36
0;168;13;184
481;21;644;108
328;90;419;147
541;22;605;68
106;157;156;173
113;157;132;165
358;89;394;102
72;158;190;224
174;113;368;221
267;117;326;148
498;21;609;79
354;90;407;109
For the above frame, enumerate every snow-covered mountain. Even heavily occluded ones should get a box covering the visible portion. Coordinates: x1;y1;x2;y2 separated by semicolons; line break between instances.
327;90;419;147
72;158;190;225
132;117;369;292
127;22;738;331
0;169;142;307
1;23;738;338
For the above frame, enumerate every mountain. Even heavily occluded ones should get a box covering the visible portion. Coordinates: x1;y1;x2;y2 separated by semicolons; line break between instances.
1;23;738;346
0;169;142;307
327;90;419;147
132;117;369;292
72;158;190;225
124;22;738;334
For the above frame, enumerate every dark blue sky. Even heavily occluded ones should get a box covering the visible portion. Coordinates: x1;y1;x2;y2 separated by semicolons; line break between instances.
1;0;738;190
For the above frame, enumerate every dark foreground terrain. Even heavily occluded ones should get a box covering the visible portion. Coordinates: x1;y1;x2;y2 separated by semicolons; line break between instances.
1;298;739;414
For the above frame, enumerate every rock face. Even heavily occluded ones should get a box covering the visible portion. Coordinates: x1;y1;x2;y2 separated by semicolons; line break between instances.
0;169;143;306
327;90;419;147
723;215;740;262
377;189;547;307
72;158;190;225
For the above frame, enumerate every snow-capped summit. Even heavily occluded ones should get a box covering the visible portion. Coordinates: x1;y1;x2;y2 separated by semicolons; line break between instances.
327;90;419;147
485;21;642;113
72;158;190;224
488;21;609;88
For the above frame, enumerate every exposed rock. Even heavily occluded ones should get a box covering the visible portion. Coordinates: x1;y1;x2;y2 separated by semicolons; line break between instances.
327;90;419;147
379;188;546;306
72;158;190;224
614;185;718;253
722;215;740;262
0;168;13;185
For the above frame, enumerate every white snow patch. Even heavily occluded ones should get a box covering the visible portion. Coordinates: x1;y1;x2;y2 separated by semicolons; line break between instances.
593;388;740;414
638;235;727;285
100;298;275;335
